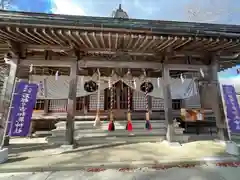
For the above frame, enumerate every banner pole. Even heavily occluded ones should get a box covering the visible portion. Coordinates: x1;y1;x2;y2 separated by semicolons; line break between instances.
220;83;235;142
0;78;18;149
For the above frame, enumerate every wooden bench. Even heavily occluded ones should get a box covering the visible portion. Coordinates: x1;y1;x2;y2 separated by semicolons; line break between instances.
176;118;216;135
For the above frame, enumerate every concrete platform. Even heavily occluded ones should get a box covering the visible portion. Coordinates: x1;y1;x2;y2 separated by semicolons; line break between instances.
0;148;8;164
0;138;238;173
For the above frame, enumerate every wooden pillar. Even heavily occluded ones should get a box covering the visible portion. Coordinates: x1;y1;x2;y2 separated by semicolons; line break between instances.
83;96;88;114
209;57;230;141
162;62;174;142
44;100;49;114
43;78;49;115
65;60;78;146
0;58;19;147
116;86;121;110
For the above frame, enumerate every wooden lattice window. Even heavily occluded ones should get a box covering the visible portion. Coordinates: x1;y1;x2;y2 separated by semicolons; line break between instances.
104;87;117;110
120;83;133;110
49;99;67;112
76;97;84;111
34;99;45;110
89;92;104;111
172;99;181;110
133;91;146;111
152;97;164;111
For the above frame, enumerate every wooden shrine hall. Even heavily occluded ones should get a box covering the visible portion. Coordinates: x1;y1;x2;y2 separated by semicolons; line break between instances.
0;5;240;145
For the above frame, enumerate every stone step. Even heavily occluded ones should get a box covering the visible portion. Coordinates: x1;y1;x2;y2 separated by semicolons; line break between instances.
46;134;190;145
184;127;217;134
55;120;166;130
33;131;52;137
51;128;184;137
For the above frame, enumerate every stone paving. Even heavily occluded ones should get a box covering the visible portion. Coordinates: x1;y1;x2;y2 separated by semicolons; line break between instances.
0;166;239;180
1;138;236;173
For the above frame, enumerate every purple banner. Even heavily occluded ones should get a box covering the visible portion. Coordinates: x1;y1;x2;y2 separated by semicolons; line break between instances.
8;81;38;136
222;85;240;134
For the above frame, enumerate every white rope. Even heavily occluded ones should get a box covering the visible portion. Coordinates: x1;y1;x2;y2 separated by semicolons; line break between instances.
200;68;205;78
94;69;101;127
96;69;101;112
29;64;33;73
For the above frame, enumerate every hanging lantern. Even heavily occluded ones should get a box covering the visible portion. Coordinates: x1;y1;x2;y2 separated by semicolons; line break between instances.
140;82;154;93
84;80;98;92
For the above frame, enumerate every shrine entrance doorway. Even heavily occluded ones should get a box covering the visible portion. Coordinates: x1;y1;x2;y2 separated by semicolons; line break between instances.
104;81;133;119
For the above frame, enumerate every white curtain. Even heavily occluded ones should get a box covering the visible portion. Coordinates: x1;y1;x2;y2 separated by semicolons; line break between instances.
122;77;197;99
32;75;198;99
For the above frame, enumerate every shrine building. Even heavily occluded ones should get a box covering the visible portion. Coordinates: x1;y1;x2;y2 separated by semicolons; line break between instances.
0;4;239;145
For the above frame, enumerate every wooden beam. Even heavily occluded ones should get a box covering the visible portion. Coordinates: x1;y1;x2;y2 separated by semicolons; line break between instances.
168;64;208;71
25;44;72;52
20;59;163;69
20;59;209;70
78;60;163;69
24;45;207;57
20;59;74;67
7;41;26;58
85;49;155;56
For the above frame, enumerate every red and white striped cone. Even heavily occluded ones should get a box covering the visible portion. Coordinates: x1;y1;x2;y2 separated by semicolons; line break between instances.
108;83;115;131
126;81;132;131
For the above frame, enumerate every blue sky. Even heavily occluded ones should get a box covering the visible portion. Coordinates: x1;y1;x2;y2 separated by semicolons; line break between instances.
8;0;240;78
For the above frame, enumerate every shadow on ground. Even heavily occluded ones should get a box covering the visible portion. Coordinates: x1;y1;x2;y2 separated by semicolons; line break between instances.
6;157;29;164
48;140;231;167
1;137;236;174
8;143;59;154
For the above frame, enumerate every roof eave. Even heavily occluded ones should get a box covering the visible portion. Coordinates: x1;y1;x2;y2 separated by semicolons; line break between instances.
0;10;239;39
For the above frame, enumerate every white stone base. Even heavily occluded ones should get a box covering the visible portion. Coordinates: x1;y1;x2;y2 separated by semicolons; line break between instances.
60;144;75;151
0;148;8;164
214;139;227;145
162;140;182;147
225;141;240;156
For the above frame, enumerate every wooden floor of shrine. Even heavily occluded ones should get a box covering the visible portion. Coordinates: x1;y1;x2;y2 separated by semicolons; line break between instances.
31;110;216;137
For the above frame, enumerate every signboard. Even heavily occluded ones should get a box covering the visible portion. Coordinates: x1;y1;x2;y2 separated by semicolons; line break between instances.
180;109;204;122
222;85;240;134
8;82;38;136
